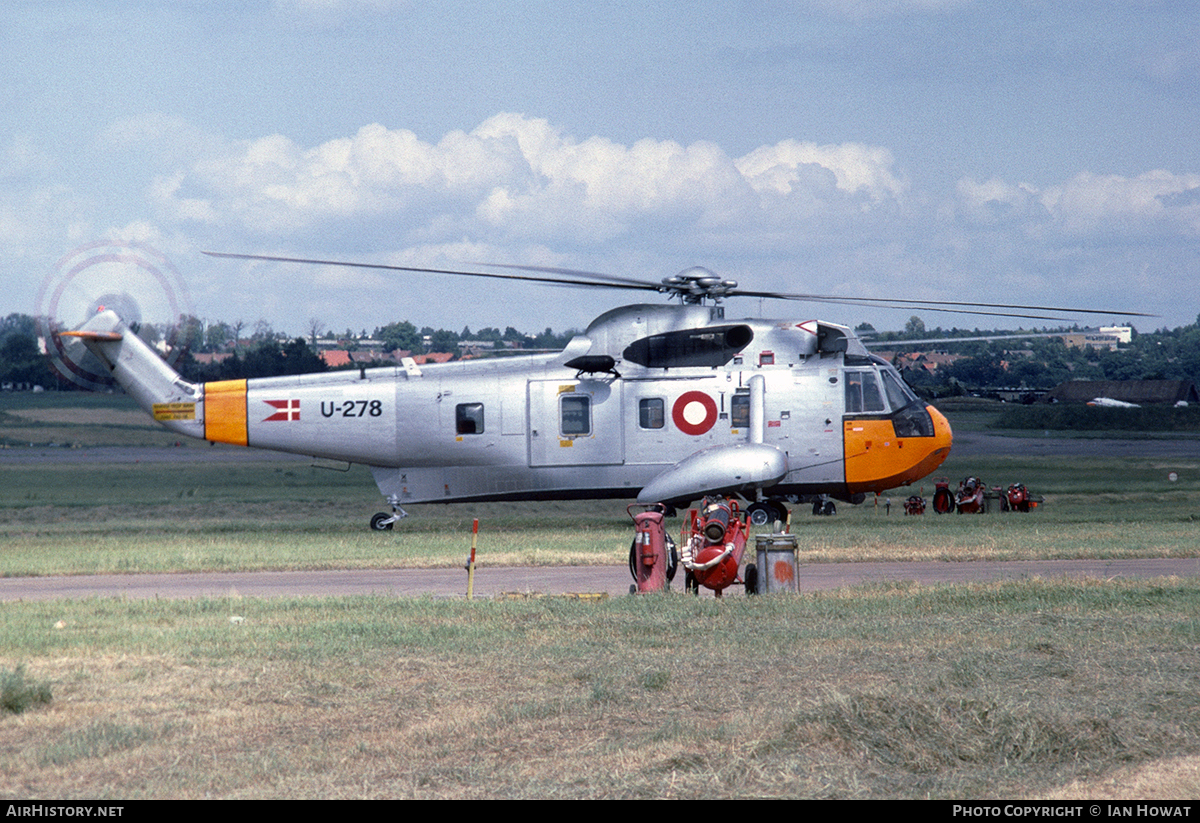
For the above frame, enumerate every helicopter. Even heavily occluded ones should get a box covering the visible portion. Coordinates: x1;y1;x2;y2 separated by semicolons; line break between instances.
59;253;1149;529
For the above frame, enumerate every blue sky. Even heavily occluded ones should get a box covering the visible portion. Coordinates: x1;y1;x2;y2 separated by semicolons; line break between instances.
4;0;1198;339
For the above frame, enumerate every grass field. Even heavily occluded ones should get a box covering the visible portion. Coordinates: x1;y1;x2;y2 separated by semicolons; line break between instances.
2;581;1198;799
2;391;1199;799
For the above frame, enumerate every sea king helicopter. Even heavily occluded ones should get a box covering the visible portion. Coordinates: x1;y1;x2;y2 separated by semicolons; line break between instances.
58;252;1147;531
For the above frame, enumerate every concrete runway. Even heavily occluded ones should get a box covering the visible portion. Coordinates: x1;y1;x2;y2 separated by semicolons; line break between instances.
3;558;1198;602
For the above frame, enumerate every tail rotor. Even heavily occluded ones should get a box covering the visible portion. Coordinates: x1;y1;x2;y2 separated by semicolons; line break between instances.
37;242;193;390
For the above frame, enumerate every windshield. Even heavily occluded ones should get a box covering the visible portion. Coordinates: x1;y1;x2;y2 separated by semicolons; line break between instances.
845;363;935;436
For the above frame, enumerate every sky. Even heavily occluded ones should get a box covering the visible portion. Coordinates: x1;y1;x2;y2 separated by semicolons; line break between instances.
3;0;1199;341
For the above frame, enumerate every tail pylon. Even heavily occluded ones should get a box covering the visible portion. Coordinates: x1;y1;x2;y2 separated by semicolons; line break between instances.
60;309;206;441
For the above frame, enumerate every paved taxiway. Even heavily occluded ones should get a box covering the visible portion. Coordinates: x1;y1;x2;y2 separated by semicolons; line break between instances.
3;558;1198;602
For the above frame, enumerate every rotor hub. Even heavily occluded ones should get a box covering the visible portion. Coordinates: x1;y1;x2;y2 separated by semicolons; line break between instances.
659;266;739;304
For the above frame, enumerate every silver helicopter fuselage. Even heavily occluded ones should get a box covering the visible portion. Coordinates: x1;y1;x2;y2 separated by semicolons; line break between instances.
66;302;953;511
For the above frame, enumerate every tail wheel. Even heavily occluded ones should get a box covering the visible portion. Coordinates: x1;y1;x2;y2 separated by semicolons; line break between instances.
370;512;394;531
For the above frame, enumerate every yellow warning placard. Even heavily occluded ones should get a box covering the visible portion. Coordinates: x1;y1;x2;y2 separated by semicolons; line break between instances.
152;402;196;421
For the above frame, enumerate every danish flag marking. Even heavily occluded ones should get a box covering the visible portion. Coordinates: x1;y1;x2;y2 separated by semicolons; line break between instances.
264;399;300;422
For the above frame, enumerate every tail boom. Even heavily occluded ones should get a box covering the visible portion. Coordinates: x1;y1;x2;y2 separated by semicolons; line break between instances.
64;310;205;441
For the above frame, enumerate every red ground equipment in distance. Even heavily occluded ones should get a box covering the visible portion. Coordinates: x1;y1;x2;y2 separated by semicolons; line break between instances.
1004;482;1037;512
955;476;986;514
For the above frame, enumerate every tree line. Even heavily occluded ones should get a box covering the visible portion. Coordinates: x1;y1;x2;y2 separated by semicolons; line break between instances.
5;310;1200;392
868;316;1200;398
0;312;579;388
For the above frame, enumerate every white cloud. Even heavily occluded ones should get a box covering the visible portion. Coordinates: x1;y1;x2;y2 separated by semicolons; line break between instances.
954;177;1044;225
1042;170;1200;237
737;140;907;202
162;113;909;246
954;170;1200;239
85;112;1200;331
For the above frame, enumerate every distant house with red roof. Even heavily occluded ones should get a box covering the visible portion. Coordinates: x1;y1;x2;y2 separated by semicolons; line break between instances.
319;349;456;368
411;352;454;365
191;352;233;366
319;350;355;369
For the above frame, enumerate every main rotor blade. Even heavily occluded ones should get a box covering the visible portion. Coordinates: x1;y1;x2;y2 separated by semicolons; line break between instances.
426;260;1154;320
737;292;1072;321
734;287;1156;319
474;261;662;289
202;252;661;292
205;252;1155;322
481;261;1155;319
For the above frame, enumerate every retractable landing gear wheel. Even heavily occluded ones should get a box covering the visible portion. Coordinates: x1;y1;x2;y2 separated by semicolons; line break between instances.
812;499;836;516
370;512;394;531
746;502;773;527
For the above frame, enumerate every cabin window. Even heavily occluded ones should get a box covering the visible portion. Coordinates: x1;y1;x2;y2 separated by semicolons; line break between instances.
844;371;886;414
638;398;665;429
731;393;750;428
560;395;591;436
455;402;485;434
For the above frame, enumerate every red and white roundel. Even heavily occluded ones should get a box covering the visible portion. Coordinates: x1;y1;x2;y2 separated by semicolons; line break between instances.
672;391;718;436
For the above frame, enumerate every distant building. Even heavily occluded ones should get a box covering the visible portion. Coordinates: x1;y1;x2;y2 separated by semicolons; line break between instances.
319;348;451;368
1058;327;1130;351
412;352;455;365
191;352;233;366
1099;325;1134;344
319;350;355;369
1046;380;1199;406
879;351;963;372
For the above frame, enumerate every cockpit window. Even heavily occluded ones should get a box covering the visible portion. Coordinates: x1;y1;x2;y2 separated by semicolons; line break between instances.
880;369;918;409
845;363;936;436
845;371;886;414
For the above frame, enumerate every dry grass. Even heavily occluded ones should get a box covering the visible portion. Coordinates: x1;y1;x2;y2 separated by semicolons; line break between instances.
1035;756;1200;801
2;580;1198;799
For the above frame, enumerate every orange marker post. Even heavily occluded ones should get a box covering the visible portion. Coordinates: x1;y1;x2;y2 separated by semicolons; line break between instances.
466;518;478;600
